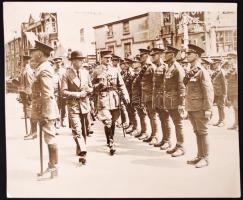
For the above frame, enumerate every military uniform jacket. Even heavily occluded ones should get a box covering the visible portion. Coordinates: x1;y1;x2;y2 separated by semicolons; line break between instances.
53;67;66;97
226;67;238;96
185;61;214;111
31;61;59;121
92;64;129;110
163;61;186;110
152;62;167;109
141;63;156;103
19;64;34;95
131;71;141;106
61;67;93;114
212;68;227;96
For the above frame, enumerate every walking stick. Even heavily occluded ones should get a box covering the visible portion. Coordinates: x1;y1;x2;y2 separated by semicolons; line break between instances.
23;102;28;136
38;123;43;176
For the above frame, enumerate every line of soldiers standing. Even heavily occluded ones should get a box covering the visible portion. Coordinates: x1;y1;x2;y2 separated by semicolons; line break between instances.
12;39;237;180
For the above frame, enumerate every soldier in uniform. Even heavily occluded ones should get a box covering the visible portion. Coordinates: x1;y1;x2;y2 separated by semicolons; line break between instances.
226;52;238;130
135;49;153;141
163;45;186;157
29;40;59;179
138;48;160;145
122;57;136;132
112;55;130;129
14;55;38;140
151;48;173;150
92;50;130;155
211;58;227;127
61;51;93;163
184;44;214;168
126;55;142;136
52;57;67;129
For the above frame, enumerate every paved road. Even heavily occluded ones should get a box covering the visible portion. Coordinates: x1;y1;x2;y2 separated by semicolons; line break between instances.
6;93;241;198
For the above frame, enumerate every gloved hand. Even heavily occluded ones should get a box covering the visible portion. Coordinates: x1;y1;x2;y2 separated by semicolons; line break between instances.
123;98;130;105
205;110;212;120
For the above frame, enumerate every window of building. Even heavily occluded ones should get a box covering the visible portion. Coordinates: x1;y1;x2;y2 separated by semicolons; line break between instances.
107;25;113;37
124;42;131;58
163;12;171;25
80;28;84;42
216;30;236;53
52;22;57;33
108;45;114;54
123;21;129;34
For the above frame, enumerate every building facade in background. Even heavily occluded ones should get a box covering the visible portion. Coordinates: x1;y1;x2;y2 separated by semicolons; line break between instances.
93;13;163;60
93;11;237;60
5;12;59;77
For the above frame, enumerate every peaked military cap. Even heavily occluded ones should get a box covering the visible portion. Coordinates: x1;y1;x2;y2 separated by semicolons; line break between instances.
48;59;55;65
100;50;112;58
201;57;213;65
164;45;180;54
227;51;237;58
69;51;85;60
111;54;120;60
23;55;31;61
29;40;54;56
150;47;165;55
124;57;133;63
53;57;63;63
186;44;205;56
139;48;150;56
212;58;222;64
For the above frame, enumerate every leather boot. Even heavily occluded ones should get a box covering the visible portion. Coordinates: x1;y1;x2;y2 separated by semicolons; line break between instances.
104;126;110;146
37;144;58;180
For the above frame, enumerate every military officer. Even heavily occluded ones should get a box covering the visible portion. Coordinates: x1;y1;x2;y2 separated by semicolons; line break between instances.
163;45;186;157
211;58;227;127
150;48;173;150
123;57;136;132
127;56;142;136
52;57;67;129
92;50;130;155
112;55;130;129
61;51;93;163
135;49;153;141
139;48;160;145
226;52;238;130
14;55;38;140
30;40;59;179
184;44;214;168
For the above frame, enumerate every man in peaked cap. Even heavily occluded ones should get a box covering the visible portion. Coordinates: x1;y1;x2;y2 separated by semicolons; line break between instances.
184;43;214;168
134;48;152;141
162;45;186;157
136;48;160;145
225;51;238;130
29;40;59;179
61;51;93;164
14;54;38;140
211;56;227;127
52;56;68;129
150;47;173;148
92;50;130;155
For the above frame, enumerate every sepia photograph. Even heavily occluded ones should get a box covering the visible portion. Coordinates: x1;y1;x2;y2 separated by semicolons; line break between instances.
3;2;240;198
